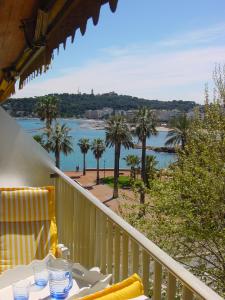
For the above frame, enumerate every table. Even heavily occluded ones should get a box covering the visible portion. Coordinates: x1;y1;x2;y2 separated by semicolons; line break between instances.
0;255;112;299
0;276;79;300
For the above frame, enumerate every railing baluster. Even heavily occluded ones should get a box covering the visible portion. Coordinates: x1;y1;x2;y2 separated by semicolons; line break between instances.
167;272;176;300
142;250;150;295
122;233;128;279
89;204;96;268
72;189;78;261
83;199;90;267
114;226;121;282
95;210;101;267
100;214;107;273
153;261;162;300
182;286;194;300
132;240;139;274
107;221;113;275
78;193;83;264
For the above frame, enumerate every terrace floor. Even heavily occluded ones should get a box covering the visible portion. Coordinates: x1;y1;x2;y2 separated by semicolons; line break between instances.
65;170;132;212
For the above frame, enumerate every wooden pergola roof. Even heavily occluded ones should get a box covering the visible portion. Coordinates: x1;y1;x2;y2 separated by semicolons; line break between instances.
0;0;118;103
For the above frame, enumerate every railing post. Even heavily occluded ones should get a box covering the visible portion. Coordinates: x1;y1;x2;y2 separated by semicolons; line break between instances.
100;214;107;273
107;221;113;275
182;286;194;300
153;261;162;300
167;272;176;300
114;226;121;282
142;250;150;295
132;240;139;274
122;233;129;279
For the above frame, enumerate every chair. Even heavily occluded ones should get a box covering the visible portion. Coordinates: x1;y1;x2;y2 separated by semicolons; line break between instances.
0;186;61;273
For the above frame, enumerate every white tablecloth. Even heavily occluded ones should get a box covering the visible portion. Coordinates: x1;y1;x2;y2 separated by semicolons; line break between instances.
0;275;80;300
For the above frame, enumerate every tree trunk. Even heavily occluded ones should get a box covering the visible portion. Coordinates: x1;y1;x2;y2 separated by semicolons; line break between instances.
55;149;60;169
113;144;120;198
83;153;86;175
181;137;185;150
140;137;146;204
141;137;147;183
96;158;100;184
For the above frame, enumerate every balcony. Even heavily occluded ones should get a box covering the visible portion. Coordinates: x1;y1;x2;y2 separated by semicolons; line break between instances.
0;108;223;300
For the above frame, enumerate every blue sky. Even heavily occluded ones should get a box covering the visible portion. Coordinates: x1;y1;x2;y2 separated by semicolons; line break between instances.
15;0;225;103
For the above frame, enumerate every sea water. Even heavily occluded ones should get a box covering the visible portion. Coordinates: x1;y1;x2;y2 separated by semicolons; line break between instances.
17;118;176;170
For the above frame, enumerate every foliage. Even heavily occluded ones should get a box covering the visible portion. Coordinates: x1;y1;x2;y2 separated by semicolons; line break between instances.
45;123;73;168
3;93;197;118
91;138;105;184
122;102;225;296
105;115;133;198
165;114;191;149
133;107;157;204
91;138;105;160
102;176;131;188
33;134;46;149
145;155;158;188
35;95;58;129
78;138;90;175
123;154;140;179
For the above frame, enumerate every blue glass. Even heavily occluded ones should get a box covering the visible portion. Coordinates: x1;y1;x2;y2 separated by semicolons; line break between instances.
47;259;73;299
33;262;49;287
13;280;30;300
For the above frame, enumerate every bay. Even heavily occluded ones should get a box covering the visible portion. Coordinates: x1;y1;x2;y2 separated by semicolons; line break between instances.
16;118;176;171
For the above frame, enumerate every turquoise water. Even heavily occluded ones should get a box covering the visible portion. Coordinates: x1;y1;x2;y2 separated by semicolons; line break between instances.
17;118;176;171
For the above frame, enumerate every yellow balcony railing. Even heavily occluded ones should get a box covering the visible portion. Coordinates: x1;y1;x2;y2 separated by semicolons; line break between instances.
54;170;223;300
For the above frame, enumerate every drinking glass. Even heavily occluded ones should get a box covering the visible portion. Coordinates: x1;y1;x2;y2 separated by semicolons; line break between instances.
13;280;30;300
33;262;49;287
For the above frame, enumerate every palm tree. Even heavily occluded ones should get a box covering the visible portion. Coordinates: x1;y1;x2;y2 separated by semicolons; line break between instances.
36;95;58;130
123;154;140;179
165;114;190;150
145;155;158;188
45;123;73;169
133;107;157;204
33;134;46;148
78;138;90;175
105;115;133;198
91;138;105;184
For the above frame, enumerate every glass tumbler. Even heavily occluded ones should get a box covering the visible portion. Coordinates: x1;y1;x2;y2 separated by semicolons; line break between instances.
33;262;49;287
13;280;30;300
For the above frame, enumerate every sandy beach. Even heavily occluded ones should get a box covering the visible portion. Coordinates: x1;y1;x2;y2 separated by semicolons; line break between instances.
78;118;170;131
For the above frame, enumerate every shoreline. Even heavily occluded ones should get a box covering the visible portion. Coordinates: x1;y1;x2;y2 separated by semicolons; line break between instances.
16;117;171;131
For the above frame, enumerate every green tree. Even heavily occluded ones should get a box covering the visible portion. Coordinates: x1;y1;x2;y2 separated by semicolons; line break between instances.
36;95;58;130
165;114;190;150
133;107;157;204
33;134;46;148
78;138;90;175
122;103;225;296
145;155;158;188
91;138;105;184
123;154;140;179
105;115;133;198
45;123;73;169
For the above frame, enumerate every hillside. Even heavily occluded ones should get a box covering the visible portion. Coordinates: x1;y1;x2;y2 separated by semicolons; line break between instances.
2;92;197;118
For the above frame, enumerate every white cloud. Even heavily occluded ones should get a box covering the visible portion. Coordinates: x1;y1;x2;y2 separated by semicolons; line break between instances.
158;23;225;47
13;23;225;103
14;45;225;103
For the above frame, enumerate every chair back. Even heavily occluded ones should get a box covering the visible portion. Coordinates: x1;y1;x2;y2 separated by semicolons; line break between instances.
0;186;57;273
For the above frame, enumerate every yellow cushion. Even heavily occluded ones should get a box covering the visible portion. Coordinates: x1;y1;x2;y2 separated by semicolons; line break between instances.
81;273;144;300
0;186;57;273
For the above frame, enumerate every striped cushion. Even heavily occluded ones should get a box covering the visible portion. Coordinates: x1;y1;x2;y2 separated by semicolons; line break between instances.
0;187;57;273
0;190;53;222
